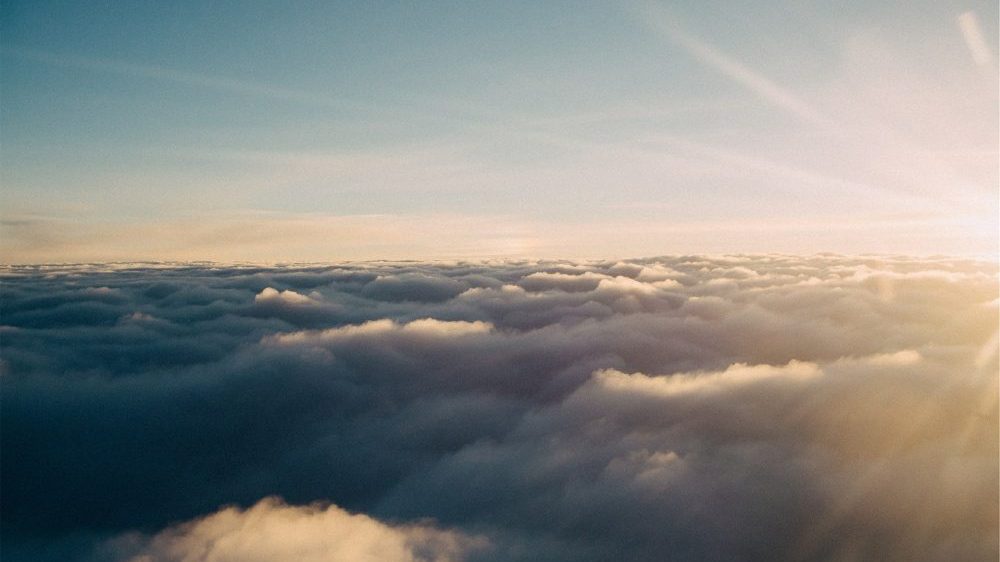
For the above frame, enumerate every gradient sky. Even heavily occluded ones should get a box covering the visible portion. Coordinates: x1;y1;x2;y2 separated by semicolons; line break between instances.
2;0;997;262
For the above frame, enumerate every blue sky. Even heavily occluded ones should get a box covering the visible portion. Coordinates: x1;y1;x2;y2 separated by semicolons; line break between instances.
2;0;997;261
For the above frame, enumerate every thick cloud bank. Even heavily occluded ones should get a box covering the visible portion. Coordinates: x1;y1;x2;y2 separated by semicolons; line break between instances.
1;256;996;561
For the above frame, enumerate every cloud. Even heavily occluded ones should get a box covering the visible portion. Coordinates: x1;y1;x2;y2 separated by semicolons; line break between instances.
266;317;493;346
5;209;996;265
108;497;484;562
635;2;833;128
0;47;362;111
957;11;993;67
0;256;996;562
519;271;609;292
254;286;321;305
363;274;468;303
592;360;821;398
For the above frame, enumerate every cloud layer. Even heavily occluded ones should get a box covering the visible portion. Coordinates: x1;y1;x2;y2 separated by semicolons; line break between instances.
1;255;996;561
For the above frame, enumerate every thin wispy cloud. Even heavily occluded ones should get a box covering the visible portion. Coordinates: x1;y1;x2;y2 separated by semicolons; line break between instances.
635;2;834;128
2;47;366;112
957;11;993;67
4;2;995;259
642;134;899;200
3;208;989;265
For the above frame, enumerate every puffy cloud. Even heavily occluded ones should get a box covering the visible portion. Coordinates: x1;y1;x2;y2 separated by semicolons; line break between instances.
0;255;996;562
254;286;320;306
110;497;484;562
519;271;609;292
592;360;821;398
363;273;467;303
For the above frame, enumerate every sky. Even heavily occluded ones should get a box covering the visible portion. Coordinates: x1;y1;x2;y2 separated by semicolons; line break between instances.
1;0;997;261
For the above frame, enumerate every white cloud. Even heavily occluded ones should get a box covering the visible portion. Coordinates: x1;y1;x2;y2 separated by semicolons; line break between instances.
267;318;493;346
593;360;821;398
254;287;320;306
957;11;993;67
519;271;610;292
636;2;833;128
402;318;494;337
862;350;922;366
112;497;485;562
